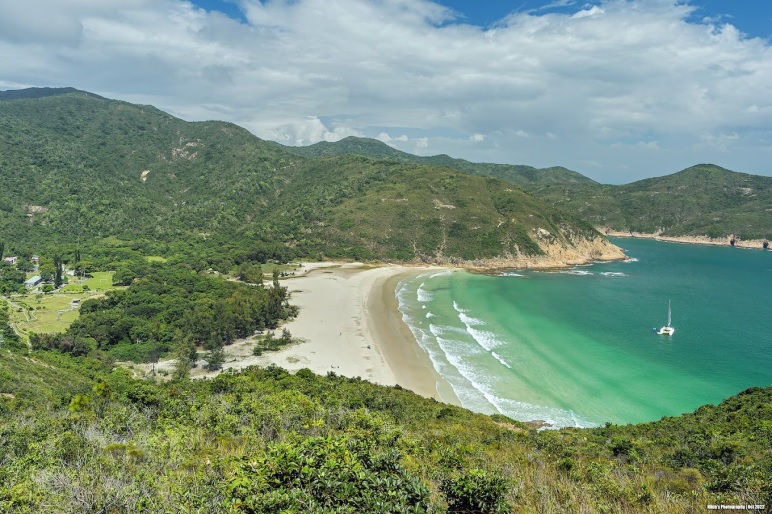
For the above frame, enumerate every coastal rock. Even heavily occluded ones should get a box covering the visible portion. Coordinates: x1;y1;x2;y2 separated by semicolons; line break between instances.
418;233;625;271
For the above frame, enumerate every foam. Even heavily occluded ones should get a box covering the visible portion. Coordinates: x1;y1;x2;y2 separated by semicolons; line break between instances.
396;272;594;429
498;272;524;277
491;351;513;369
600;272;627;277
560;269;593;276
416;282;432;302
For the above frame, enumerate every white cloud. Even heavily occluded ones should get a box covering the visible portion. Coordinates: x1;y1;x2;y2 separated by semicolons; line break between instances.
377;132;410;144
0;0;771;183
470;133;485;142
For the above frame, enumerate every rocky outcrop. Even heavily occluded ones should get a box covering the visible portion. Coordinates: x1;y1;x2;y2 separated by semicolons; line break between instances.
416;233;625;271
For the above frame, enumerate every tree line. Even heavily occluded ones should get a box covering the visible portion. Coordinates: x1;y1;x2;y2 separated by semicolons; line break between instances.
30;264;297;367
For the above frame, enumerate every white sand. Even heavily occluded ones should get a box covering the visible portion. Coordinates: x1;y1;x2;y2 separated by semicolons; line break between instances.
172;262;453;401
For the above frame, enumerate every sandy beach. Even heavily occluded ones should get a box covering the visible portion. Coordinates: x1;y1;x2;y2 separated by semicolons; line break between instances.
176;262;456;402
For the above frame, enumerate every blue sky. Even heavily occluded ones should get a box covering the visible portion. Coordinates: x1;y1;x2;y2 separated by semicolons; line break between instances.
1;0;771;183
192;0;772;38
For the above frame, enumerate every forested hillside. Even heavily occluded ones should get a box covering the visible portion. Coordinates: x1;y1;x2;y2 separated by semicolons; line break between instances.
530;164;772;240
1;88;770;513
0;89;615;268
291;139;772;241
289;136;595;188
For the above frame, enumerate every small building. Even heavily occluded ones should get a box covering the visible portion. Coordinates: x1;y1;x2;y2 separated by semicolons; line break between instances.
2;256;17;265
24;275;42;289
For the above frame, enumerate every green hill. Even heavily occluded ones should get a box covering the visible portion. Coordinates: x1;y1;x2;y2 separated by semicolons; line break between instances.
531;164;772;240
0;89;615;267
289;136;596;188
289;139;772;241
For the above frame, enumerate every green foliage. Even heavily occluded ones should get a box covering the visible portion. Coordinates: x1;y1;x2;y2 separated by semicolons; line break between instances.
0;350;771;513
0;90;606;266
64;264;292;362
440;468;510;513
288;136;595;188
229;435;430;513
530;164;772;240
0;300;23;351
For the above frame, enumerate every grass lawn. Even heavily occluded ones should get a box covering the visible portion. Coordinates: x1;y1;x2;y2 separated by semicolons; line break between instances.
19;294;81;335
85;271;114;291
9;271;118;338
145;256;168;263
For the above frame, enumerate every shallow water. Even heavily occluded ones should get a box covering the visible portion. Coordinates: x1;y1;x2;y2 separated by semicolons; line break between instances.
396;238;772;428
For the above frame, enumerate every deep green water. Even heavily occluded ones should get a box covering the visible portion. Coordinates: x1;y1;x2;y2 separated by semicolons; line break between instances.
396;238;772;427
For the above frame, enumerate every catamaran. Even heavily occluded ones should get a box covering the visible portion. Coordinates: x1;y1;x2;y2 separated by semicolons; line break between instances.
657;301;675;335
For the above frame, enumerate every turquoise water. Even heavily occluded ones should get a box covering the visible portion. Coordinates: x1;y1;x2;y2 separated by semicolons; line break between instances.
396;238;772;428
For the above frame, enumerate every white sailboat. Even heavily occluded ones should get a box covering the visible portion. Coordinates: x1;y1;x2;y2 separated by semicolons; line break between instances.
657;301;675;335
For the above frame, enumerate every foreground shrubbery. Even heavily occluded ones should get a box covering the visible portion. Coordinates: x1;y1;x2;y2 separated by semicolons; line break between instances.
1;352;771;513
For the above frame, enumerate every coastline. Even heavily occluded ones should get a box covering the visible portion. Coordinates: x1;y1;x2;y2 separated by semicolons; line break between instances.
602;229;770;250
369;269;461;405
173;262;458;404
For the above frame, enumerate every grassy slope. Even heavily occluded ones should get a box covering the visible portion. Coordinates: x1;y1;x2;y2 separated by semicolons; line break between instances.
521;165;772;240
0;353;769;512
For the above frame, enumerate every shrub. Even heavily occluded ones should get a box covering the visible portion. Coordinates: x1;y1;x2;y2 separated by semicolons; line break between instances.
441;468;510;514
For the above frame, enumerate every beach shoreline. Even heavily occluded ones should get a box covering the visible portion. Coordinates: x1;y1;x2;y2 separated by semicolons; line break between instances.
157;262;459;405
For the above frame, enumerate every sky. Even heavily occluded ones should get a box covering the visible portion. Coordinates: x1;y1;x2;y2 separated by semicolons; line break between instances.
1;1;771;184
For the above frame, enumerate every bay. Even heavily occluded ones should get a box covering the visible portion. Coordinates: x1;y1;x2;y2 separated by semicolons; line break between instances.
396;238;772;427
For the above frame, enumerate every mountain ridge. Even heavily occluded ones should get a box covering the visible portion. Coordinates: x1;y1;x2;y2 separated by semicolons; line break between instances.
0;88;621;269
289;137;772;240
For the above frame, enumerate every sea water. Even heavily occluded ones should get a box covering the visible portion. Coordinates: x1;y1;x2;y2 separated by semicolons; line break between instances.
396;238;772;428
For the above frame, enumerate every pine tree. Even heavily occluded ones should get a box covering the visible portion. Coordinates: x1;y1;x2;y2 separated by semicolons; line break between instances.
53;255;63;288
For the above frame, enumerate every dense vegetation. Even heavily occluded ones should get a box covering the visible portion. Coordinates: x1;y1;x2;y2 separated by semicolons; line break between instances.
289;137;772;241
529;164;772;240
2;87;771;512
28;263;294;365
288;136;596;188
0;348;770;513
0;89;605;268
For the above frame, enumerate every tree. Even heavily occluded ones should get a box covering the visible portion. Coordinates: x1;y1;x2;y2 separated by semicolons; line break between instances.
0;241;4;260
171;329;197;380
112;266;136;286
205;346;225;371
54;255;63;288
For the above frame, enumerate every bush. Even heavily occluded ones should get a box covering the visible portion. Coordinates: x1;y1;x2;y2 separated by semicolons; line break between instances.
441;468;510;513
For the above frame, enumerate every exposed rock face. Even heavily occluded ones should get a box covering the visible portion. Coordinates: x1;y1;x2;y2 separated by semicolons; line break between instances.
470;234;625;270
419;234;625;271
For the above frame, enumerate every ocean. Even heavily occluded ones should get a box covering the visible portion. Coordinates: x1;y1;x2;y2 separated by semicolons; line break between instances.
396;238;772;428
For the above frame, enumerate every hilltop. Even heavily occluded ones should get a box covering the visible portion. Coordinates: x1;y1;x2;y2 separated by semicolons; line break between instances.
288;136;596;188
289;138;772;242
530;164;772;242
